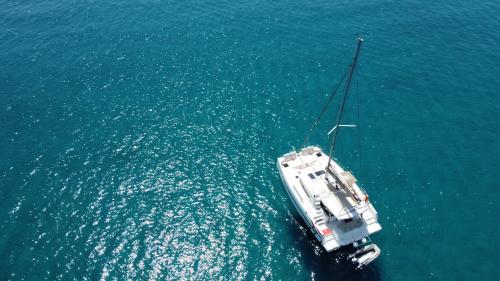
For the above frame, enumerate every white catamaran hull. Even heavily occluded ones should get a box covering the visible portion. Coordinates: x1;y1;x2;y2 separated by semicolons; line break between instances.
278;146;381;256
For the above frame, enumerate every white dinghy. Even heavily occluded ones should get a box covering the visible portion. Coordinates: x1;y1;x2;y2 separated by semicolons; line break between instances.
277;38;382;269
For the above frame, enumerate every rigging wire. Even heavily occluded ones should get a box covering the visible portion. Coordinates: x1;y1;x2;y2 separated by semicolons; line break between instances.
300;72;347;148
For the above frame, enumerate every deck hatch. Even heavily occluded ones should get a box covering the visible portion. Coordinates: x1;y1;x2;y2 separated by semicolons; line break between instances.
315;170;325;176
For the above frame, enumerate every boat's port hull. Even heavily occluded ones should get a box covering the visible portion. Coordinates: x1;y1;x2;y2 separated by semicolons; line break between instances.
277;153;341;251
278;163;338;251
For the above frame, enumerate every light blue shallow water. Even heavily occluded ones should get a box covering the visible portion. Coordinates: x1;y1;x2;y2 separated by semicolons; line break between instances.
1;0;499;280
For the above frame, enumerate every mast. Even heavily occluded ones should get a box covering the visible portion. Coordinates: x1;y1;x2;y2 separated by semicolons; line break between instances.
326;37;363;171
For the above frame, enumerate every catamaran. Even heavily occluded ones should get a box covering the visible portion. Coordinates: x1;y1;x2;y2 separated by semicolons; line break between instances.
277;38;382;270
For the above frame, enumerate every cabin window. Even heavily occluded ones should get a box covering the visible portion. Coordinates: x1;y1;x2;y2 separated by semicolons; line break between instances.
308;173;316;179
283;163;289;167
343;218;353;223
316;152;322;157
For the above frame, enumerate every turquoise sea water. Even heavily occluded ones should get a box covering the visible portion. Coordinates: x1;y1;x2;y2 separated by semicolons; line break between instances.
1;0;499;280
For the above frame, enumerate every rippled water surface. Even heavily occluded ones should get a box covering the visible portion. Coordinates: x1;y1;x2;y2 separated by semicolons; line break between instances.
1;0;499;280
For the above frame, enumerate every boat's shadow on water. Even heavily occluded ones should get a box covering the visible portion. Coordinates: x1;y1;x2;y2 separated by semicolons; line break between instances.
287;217;382;281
